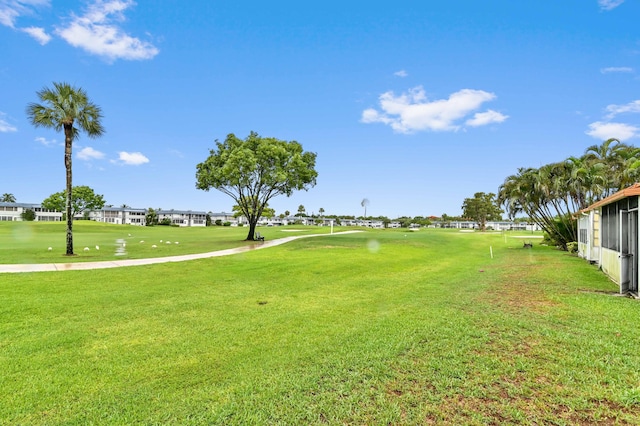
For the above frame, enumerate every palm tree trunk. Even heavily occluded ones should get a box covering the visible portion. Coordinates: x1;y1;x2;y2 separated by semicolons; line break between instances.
64;124;74;255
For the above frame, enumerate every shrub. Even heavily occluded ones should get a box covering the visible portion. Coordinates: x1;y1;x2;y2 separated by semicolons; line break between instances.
21;208;36;221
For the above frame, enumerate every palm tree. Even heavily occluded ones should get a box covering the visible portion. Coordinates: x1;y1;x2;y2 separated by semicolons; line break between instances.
566;155;607;207
615;146;640;190
584;138;630;195
361;198;369;219
27;82;104;255
1;193;16;203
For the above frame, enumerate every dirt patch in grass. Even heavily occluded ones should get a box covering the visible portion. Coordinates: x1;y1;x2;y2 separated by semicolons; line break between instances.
425;390;636;425
384;363;637;424
480;263;560;314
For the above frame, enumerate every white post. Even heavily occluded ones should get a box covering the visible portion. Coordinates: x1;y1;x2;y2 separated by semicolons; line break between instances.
490;246;493;259
330;220;334;234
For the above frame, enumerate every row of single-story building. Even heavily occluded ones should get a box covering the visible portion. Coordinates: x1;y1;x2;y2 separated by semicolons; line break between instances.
0;202;543;231
431;221;542;231
0;203;232;227
0;203;386;228
577;183;640;297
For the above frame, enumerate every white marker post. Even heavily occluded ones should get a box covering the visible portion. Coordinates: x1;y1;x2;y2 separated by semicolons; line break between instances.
330;220;334;234
490;246;493;259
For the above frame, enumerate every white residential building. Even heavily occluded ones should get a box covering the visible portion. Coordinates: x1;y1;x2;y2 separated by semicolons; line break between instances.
156;209;208;227
578;183;640;296
209;212;242;226
89;207;147;226
0;202;62;222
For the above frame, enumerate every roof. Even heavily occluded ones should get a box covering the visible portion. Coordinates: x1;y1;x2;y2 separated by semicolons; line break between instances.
157;209;207;215
0;202;42;208
99;206;146;212
582;183;640;212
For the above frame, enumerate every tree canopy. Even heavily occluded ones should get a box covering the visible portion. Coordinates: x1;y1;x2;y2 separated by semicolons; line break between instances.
42;186;106;219
195;132;317;240
27;82;104;255
232;197;275;219
1;193;16;203
461;192;503;231
145;208;159;226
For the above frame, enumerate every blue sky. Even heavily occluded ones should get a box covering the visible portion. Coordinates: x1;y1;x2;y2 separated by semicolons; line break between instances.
1;0;639;218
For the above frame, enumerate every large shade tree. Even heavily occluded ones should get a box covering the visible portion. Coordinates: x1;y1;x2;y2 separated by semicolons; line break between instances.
461;192;503;231
196;132;318;240
27;82;104;255
42;185;106;219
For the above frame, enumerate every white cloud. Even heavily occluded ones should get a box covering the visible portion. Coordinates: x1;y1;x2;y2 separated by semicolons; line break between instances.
361;86;506;133
77;146;105;160
601;66;633;74
394;70;408;78
20;25;50;44
586;121;638;141
465;109;509;127
56;0;159;61
34;136;58;146
361;108;392;125
0;112;17;132
168;148;184;158
587;99;640;141
0;0;49;28
604;100;640;119
598;0;624;10
116;151;149;165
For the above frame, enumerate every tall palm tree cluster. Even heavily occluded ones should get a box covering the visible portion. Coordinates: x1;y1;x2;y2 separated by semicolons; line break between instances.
498;138;640;249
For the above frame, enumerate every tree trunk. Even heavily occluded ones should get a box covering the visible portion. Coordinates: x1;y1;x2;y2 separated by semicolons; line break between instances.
246;220;257;241
64;124;74;255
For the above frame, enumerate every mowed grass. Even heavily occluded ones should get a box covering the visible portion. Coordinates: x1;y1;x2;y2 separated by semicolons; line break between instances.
1;228;640;424
0;221;338;264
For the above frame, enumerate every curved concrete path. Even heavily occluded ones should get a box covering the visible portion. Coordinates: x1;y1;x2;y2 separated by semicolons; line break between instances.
0;231;362;274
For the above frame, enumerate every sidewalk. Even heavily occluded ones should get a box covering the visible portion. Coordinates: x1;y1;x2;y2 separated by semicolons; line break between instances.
0;231;362;273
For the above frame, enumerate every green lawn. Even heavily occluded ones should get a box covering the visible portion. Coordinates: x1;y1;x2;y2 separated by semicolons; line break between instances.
1;226;638;424
0;221;339;264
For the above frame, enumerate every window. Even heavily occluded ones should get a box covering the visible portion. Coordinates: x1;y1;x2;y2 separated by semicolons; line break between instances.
601;202;621;251
579;228;587;244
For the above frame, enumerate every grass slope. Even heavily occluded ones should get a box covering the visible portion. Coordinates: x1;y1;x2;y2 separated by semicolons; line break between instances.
1;229;639;424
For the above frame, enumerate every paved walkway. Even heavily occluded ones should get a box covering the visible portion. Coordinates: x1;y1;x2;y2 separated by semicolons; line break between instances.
0;231;362;274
